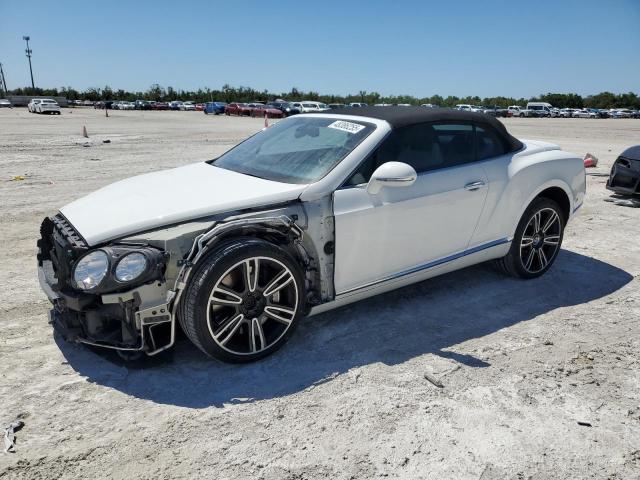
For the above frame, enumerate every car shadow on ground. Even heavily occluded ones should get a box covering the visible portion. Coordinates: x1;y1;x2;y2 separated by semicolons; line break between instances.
57;250;633;408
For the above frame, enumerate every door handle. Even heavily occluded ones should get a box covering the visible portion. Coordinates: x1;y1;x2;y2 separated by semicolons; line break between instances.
464;181;486;191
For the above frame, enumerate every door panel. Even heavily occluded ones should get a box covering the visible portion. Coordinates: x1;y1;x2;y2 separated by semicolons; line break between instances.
333;163;488;294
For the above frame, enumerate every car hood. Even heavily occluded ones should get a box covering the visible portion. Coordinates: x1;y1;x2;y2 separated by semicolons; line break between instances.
60;162;308;246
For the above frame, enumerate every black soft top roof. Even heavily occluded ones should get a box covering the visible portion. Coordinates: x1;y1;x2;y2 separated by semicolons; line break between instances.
322;106;524;152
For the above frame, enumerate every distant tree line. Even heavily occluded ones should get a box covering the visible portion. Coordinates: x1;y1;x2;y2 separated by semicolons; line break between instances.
6;84;640;109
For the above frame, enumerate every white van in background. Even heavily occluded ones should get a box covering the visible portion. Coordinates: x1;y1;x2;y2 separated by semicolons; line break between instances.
526;102;555;117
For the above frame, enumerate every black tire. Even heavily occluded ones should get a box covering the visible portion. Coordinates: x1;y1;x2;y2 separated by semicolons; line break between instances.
179;238;305;363
497;197;565;279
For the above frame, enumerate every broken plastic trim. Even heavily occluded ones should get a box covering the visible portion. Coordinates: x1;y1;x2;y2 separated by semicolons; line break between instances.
168;215;302;331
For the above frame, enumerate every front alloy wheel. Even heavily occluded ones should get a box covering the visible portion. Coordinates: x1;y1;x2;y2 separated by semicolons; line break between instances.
180;239;304;362
207;256;298;356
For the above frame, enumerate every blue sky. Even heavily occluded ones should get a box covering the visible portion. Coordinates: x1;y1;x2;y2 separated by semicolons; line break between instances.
1;0;638;98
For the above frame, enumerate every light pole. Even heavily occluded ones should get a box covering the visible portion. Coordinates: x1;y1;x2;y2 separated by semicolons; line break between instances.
23;36;35;89
0;63;7;96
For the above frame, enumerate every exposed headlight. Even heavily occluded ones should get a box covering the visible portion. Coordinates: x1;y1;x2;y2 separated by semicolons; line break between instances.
115;252;148;282
73;250;109;290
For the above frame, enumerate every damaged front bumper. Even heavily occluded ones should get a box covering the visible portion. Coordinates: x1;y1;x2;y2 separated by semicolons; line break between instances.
37;214;175;356
607;155;640;196
39;263;175;355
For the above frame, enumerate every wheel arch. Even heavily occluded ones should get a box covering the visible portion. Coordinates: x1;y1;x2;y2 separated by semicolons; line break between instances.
534;186;571;224
172;214;324;320
512;179;573;236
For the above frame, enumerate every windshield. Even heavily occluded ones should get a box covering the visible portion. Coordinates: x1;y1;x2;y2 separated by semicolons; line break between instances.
211;116;375;184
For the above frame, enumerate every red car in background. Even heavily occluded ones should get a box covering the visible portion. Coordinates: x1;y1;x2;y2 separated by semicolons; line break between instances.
224;103;246;115
152;102;170;110
250;104;284;118
195;103;205;111
237;103;254;116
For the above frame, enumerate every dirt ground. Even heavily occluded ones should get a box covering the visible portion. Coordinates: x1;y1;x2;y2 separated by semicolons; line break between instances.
0;108;638;479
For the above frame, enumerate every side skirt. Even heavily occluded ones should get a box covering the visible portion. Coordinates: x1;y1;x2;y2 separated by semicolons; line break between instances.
308;239;511;316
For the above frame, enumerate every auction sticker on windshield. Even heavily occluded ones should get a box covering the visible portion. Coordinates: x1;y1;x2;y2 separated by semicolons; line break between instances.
327;120;366;134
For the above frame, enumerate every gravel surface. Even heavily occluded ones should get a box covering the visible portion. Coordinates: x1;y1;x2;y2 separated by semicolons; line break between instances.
1;109;639;479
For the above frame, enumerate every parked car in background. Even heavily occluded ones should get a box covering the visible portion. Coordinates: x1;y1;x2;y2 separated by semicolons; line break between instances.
204;102;227;114
508;105;528;117
238;103;255;116
299;101;329;113
34;99;61;115
28;99;41;112
152;102;170;110
559;108;575;118
224;103;245;115
420;104;438;108
572;109;597;118
37;107;585;362
169;101;183;111
267;101;300;116
195;103;205;111
349;102;368;107
180;101;196;111
250;104;284;118
0;99;12;108
328;103;347;109
610;109;632;119
134;100;152;110
482;106;508;117
607;145;640;196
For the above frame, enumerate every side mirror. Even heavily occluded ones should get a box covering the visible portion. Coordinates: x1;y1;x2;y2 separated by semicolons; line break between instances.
366;162;417;194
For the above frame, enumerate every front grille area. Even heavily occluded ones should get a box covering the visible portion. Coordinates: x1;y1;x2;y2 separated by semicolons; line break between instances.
37;214;89;291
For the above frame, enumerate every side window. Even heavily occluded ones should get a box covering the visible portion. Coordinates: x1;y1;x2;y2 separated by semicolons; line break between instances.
432;123;475;167
344;122;477;185
475;125;507;160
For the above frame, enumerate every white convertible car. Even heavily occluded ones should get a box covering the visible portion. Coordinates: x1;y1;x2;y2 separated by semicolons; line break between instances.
38;107;585;362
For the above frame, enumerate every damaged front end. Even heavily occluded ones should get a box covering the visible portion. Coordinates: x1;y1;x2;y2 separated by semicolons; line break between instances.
37;215;173;355
37;205;322;357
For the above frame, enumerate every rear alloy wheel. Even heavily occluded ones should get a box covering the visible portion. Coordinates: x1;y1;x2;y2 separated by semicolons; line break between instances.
497;198;565;278
180;239;304;362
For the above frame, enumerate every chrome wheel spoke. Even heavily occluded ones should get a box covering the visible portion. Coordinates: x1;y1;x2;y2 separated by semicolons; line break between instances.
537;248;549;269
213;314;244;346
244;258;260;292
544;235;560;245
210;286;243;305
542;211;559;233
263;269;294;297
264;305;295;325
533;211;542;232
524;249;535;270
521;235;534;248
250;317;266;352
